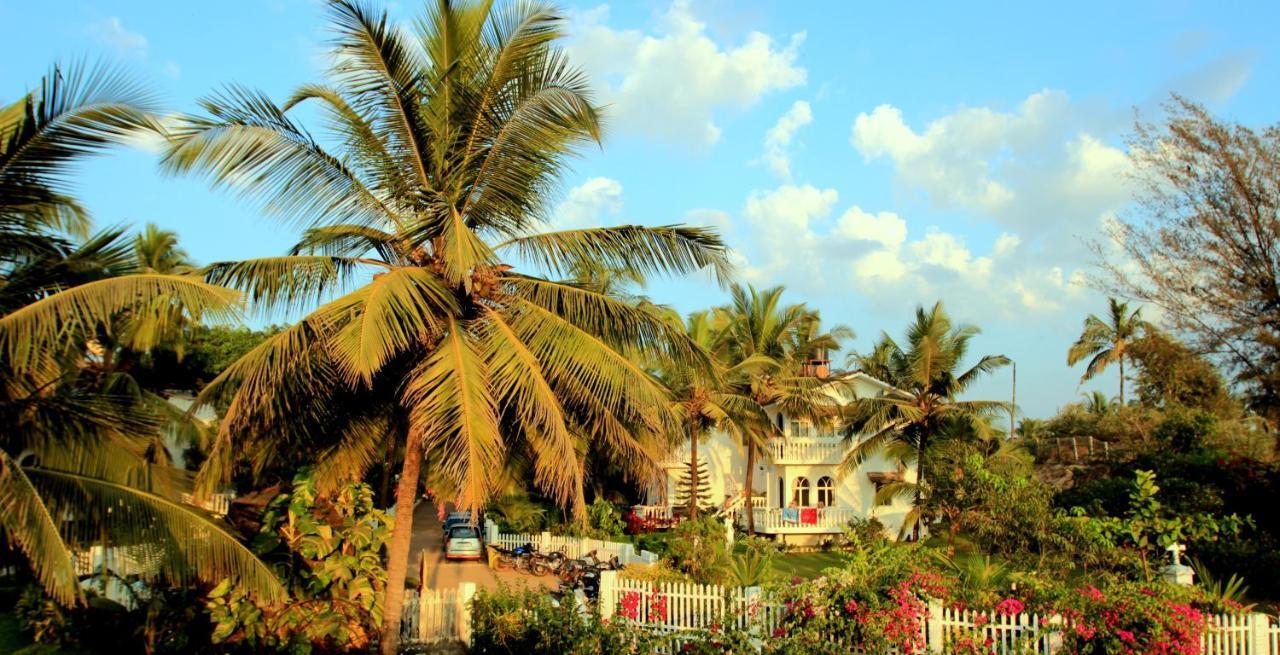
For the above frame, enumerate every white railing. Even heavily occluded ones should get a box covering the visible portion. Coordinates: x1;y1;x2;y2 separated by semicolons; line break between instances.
179;491;235;517
632;505;675;522
483;525;658;565
770;437;845;464
745;506;860;532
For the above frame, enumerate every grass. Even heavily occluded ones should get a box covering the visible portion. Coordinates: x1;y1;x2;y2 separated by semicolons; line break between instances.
770;550;846;579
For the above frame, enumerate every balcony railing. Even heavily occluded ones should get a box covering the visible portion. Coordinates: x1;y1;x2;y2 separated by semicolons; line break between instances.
743;506;860;533
769;438;845;464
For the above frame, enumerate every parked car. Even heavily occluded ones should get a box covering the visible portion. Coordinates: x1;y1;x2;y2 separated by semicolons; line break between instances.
443;511;476;535
444;526;483;561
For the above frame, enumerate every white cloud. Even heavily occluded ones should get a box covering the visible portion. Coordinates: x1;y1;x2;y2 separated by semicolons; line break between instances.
739;184;837;286
851;90;1131;239
567;2;806;147
760;100;812;179
89;17;148;57
548;177;623;229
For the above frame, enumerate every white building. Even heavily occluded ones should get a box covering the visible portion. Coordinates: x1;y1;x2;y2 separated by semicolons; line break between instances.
640;370;917;544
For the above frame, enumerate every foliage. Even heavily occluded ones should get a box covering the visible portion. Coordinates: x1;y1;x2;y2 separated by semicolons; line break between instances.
1152;409;1217;454
842;302;1010;538
134;325;284;391
1051;581;1211;655
1097;96;1280;426
486;494;548;534
206;472;390;652
667;515;731;584
1082;470;1249;581
766;540;946;655
586;498;625;538
1128;331;1237;416
1067;298;1149;404
469;584;659;655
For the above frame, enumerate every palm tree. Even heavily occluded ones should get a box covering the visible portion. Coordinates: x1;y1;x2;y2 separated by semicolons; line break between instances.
162;2;731;651
654;310;767;519
133;223;192;274
716;285;847;532
1067;297;1148;405
0;63;283;606
840;301;1009;539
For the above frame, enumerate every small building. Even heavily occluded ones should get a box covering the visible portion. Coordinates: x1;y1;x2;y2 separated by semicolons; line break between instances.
638;370;917;544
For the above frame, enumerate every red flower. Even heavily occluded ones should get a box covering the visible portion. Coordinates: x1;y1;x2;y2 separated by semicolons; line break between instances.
994;598;1025;616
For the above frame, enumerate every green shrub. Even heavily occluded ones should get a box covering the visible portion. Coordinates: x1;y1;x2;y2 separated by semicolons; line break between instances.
469;584;658;655
667;515;731;584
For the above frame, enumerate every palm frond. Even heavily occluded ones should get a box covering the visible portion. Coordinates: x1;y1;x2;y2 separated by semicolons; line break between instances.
0;274;241;373
0;451;80;605
495;224;733;286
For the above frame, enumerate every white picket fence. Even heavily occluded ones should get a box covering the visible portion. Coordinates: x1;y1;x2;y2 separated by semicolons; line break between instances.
483;523;658;565
591;572;1280;655
401;584;476;644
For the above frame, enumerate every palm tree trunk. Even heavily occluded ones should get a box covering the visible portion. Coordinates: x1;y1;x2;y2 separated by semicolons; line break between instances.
688;420;700;520
912;436;926;541
744;439;757;533
1119;357;1125;406
379;428;422;655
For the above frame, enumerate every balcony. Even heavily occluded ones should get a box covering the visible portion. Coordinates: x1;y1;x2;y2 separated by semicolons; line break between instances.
769;438;846;465
742;506;860;534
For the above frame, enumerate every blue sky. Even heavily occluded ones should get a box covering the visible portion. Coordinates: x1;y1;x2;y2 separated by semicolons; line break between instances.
3;0;1278;418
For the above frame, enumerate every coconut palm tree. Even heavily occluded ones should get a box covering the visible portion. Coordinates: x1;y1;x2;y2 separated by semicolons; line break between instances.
162;2;731;650
840;301;1009;539
133;223;192;274
1067;297;1148;405
653;310;768;519
716;285;848;532
0;63;283;606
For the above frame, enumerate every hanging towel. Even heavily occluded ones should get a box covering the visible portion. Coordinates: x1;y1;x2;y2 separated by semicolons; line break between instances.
782;507;799;523
800;508;818;525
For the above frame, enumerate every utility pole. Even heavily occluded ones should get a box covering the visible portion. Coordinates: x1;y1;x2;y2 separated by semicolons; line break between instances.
1010;361;1017;440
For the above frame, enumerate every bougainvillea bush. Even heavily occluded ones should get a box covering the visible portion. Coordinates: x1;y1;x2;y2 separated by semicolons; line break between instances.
1050;581;1210;655
469;584;660;655
765;542;950;655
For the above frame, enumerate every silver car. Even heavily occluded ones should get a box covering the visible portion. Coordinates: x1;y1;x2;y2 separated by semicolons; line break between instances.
444;525;483;561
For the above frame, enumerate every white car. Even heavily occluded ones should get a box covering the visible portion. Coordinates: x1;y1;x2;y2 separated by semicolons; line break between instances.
444;525;483;561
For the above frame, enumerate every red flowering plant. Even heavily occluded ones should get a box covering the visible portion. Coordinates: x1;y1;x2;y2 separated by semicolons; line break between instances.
1052;580;1215;655
765;542;956;655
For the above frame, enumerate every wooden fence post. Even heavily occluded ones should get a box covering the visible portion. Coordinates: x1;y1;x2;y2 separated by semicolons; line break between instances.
926;599;944;653
1249;612;1268;655
458;582;477;644
598;570;618;621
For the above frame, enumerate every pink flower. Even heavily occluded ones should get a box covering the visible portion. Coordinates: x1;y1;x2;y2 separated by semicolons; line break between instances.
845;599;860;615
994;598;1025;616
1117;630;1137;644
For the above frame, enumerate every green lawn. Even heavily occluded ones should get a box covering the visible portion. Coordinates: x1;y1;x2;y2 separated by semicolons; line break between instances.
770;551;846;579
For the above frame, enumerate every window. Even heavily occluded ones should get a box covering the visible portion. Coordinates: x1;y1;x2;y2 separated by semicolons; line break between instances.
816;476;835;508
789;420;812;438
792;477;811;506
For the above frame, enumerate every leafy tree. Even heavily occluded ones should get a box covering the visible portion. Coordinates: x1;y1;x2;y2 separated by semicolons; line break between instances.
841;302;1009;539
163;2;731;650
717;284;848;531
672;454;713;513
1128;330;1236;416
1067;297;1149;405
1096;96;1280;427
0;62;283;606
207;472;390;652
666;514;730;584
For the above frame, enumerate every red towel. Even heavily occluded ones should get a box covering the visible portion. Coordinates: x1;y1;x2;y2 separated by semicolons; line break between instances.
800;508;817;525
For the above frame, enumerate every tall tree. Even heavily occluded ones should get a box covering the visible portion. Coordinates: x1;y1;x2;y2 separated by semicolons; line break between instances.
1096;96;1280;427
653;310;766;520
717;284;847;532
0;63;283;606
1067;297;1148;405
840;301;1009;539
163;2;731;651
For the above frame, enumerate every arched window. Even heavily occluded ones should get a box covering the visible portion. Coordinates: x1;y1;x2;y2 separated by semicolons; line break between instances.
792;477;811;507
816;476;835;508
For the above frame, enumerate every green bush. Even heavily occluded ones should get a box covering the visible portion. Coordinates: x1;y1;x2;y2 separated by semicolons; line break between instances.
667;515;731;584
469;585;658;655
